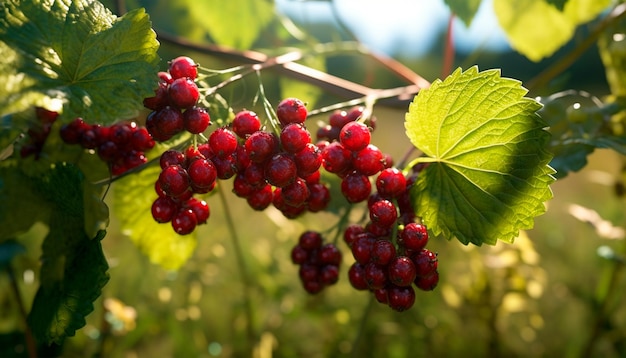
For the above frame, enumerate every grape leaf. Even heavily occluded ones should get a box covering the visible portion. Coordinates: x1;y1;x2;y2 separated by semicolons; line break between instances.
494;0;611;62
113;164;197;270
444;0;482;26
405;67;555;245
26;163;109;345
0;0;160;123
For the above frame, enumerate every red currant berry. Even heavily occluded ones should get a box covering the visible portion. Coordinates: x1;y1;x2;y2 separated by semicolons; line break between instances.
281;178;310;207
183;106;211;134
370;239;397;267
168;56;198;80
317;243;341;266
412;249;438;277
151;196;179;223
376;168;407;198
264;153;297;188
299;231;322;251
399;223;429;252
321;142;352;174
369;199;398;228
209;127;238;158
232;110;261;138
387;285;415;312
294;143;322;178
131;127;155;151
168;78;199;109
246;184;273;210
276;97;307;126
414;270;439;291
387;256;417;287
348;263;369;290
245;131;279;163
160;150;186;169
306;182;330;212
184;197;210;224
353;144;384;176
158;165;190;198
187;158;217;191
339;121;370;151
154;106;184;137
291;245;309;264
280;123;311;153
172;208;197;235
341;171;371;203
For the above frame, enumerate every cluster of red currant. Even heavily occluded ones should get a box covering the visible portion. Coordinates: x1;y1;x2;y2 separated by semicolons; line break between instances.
151;145;215;235
20;107;59;159
290;231;342;294
229;99;331;218
143;56;210;141
60;118;155;175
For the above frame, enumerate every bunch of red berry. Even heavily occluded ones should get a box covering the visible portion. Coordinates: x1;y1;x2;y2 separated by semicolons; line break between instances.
60;118;155;175
229;98;331;218
143;56;211;141
290;231;342;294
20;107;59;159
342;169;439;311
151;144;216;235
316;108;391;204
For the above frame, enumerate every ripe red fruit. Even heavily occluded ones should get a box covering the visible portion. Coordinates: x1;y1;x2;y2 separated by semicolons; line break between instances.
169;56;198;80
168;78;199;109
276;97;307;126
387;285;416;312
353;144;384;176
232;110;261;138
341;171;371;203
151;196;178;223
172;208;197;235
158;165;190;198
348;263;369;290
399;223;429;252
209;127;238;158
369;199;398;228
246;184;273;210
187;158;217;191
185;198;210;224
299;231;323;251
154;106;184;138
264;153;297;188
280;123;311;153
414;271;439;291
245;131;279;163
183;106;211;134
339;121;370;151
376;168;407;198
322;142;352;174
370;239;397;267
387;256;417;287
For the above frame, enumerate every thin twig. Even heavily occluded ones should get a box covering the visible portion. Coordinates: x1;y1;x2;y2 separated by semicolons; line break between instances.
8;264;37;358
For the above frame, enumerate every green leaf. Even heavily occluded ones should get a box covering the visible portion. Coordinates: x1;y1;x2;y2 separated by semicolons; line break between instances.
494;0;611;61
405;67;555;245
0;163;50;242
444;0;482;26
26;163;109;345
184;0;275;50
0;0;160;123
113;164;197;270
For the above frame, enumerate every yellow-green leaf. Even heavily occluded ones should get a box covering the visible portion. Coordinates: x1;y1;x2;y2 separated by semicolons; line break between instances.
405;67;555;245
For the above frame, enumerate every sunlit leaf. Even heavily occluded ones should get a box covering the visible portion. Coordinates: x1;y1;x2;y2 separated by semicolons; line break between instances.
0;0;160;122
494;0;611;61
113;164;197;270
183;0;275;50
405;67;555;245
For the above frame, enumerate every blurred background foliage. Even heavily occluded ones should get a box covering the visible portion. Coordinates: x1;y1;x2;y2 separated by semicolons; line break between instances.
3;0;626;357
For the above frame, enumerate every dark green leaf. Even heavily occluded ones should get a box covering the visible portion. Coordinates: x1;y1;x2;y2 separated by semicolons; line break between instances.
26;163;109;345
0;0;160;123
